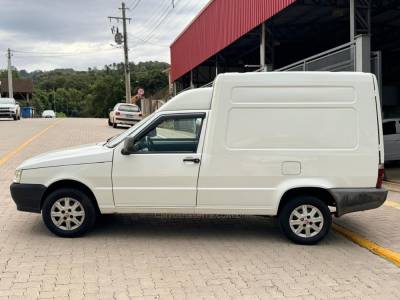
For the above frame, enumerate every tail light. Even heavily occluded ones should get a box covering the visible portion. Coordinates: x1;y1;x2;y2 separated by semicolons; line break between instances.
376;164;385;188
115;111;120;116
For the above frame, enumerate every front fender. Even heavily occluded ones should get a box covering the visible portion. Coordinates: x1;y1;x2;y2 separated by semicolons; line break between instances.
21;163;114;212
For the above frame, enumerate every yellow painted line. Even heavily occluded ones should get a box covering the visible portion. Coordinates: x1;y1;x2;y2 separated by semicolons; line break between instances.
0;120;62;167
333;223;400;267
384;200;400;210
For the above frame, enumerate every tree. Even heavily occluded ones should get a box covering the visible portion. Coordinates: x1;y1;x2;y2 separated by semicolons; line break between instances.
12;61;170;118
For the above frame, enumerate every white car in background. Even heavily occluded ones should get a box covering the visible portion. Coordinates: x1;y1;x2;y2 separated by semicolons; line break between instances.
42;110;56;118
109;103;141;128
0;98;20;120
383;118;400;162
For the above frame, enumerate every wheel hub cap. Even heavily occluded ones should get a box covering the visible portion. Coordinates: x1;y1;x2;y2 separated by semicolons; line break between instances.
50;197;85;231
289;204;324;238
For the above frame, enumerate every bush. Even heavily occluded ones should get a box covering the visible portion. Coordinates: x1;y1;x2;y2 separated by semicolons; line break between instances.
56;112;66;118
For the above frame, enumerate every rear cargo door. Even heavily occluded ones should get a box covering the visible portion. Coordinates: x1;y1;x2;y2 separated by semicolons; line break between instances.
373;75;385;164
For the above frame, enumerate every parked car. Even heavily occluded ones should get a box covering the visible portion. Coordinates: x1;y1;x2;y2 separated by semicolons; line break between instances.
10;72;387;244
42;110;56;118
109;103;141;128
0;98;20;120
383;119;400;163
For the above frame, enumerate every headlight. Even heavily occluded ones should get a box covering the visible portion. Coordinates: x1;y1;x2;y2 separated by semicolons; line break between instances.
13;169;22;183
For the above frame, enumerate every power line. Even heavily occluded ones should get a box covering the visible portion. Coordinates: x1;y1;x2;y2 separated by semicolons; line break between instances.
126;0;136;9
129;0;142;10
130;0;170;38
147;0;195;42
141;0;200;45
140;0;181;43
128;33;168;48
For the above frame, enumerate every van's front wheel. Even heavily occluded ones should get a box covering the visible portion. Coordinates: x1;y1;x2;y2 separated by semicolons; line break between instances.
42;188;96;237
279;196;331;245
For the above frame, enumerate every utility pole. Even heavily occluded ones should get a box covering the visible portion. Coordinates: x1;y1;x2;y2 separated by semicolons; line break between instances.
109;2;132;103
7;48;13;99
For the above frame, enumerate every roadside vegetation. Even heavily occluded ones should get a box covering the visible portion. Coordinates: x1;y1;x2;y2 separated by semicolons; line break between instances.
0;61;169;117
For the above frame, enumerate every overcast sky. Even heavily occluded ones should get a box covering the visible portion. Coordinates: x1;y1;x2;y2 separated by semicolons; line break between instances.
0;0;209;72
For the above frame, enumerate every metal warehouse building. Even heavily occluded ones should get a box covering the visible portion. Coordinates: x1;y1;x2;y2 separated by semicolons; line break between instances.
170;0;400;118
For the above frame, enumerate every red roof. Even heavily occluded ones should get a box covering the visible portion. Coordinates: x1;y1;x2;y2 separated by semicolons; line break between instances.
170;0;296;82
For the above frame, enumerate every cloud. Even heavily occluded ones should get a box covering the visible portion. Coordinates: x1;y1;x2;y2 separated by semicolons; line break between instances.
0;0;210;71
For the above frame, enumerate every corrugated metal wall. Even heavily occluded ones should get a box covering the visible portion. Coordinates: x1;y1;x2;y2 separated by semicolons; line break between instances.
170;0;296;82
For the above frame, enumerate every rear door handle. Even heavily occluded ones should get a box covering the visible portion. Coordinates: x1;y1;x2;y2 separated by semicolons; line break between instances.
183;157;201;164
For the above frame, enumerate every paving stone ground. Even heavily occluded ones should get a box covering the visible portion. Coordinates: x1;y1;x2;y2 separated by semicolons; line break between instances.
0;118;399;300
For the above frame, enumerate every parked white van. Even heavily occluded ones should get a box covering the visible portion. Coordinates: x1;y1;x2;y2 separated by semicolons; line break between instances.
10;72;387;244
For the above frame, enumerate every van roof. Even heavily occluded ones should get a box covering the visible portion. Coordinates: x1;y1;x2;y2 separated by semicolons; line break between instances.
216;71;373;82
160;72;374;112
160;87;213;111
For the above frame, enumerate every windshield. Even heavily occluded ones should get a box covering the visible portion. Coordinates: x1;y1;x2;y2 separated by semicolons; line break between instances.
0;99;15;105
118;104;139;112
106;114;153;147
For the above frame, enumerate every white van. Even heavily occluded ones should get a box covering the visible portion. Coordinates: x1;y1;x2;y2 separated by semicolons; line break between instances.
10;72;387;244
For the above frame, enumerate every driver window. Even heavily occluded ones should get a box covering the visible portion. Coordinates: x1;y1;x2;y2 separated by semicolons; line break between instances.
135;115;204;153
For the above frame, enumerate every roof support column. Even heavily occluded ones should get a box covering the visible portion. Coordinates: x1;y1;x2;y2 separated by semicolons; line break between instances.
266;24;275;71
190;70;194;89
350;0;371;72
355;35;371;73
350;0;355;41
215;55;218;76
260;22;274;71
260;23;266;71
173;82;177;96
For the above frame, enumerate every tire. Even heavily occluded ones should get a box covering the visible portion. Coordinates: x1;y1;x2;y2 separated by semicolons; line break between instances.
113;121;118;128
108;118;112;126
13;115;17;120
279;195;332;245
42;188;97;237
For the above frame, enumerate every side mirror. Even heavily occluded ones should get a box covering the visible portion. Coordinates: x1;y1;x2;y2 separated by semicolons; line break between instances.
121;136;137;155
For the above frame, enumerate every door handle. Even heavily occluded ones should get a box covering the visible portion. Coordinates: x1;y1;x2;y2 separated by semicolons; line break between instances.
183;157;200;164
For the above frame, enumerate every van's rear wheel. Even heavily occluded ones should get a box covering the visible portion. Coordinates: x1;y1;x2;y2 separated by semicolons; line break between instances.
42;188;96;237
279;196;331;245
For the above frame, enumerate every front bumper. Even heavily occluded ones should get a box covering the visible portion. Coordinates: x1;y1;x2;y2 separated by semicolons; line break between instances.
10;183;47;213
330;188;388;217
